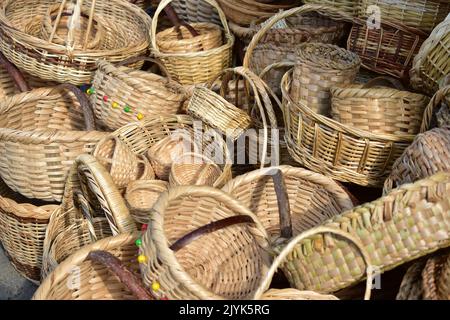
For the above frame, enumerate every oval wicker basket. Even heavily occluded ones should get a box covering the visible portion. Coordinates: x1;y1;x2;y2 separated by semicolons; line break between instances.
139;186;272;300
151;0;234;85
0;0;151;85
0;84;107;202
91;57;186;131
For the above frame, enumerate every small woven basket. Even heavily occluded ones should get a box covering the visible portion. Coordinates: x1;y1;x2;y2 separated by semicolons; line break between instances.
91;57;186;131
139;186;272;300
124;180;169;225
151;0;234;85
331;76;430;135
410;14;450;96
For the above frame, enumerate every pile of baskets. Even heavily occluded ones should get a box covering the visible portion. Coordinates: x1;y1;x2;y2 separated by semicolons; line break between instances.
0;0;448;302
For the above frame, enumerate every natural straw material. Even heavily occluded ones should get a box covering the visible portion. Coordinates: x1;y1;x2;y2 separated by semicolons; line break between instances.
91;58;186;131
34;232;142;300
170;0;221;24
0;178;58;283
169;153;223;187
291;43;360;116
139;186;272;300
422;252;450;300
258;289;339;300
397;261;426;300
151;0;234;85
302;0;359;17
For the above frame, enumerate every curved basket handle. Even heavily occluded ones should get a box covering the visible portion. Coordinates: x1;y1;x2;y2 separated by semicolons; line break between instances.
88;250;155;300
75;190;98;243
259;61;295;82
115;56;173;81
420;85;450;133
57;83;96;131
151;0;231;53
253;226;375;300
163;3;199;38
0;52;31;92
362;76;405;91
170;215;255;251
269;168;293;239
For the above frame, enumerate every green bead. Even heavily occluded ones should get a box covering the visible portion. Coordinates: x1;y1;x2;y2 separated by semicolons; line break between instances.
135;238;142;247
124;105;131;113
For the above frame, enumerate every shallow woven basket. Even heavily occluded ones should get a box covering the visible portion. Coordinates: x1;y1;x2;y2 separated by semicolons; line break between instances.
291;43;361;116
92;135;155;191
91;57;186;131
257;288;339;300
0;178;58;283
0;0;151;85
124;180;169;225
348;18;428;80
282;70;417;187
41;154;137;278
255;171;450;295
0;84;107;202
359;0;450;32
302;0;359;17
139;186;272;300
151;0;234;85
169;153;223;187
331;76;430;135
410;15;450;96
222;166;354;242
35;232;146;300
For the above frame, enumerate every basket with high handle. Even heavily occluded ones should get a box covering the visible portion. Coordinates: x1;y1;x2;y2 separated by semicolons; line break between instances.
0;0;151;85
41;154;137;278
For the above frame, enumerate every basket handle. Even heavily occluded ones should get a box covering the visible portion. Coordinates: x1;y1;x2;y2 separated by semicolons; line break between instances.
362;76;405;90
88;250;155;300
0;52;31;92
75;190;98;243
115;56;173;81
57;83;96;131
253;226;375;300
151;0;231;53
269;168;293;239
163;3;199;38
420;85;450;133
170;215;255;252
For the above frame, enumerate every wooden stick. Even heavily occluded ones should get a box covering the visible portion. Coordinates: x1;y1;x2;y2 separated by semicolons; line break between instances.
49;0;67;43
0;52;31;92
83;0;96;50
271;169;293;239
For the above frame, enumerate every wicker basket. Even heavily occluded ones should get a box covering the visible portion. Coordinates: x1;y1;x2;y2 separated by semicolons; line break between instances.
359;0;450;32
169;153;223;187
151;0;234;85
92;135;155;191
303;0;359;18
91;57;186;131
222;166;354;242
0;178;58;283
291;43;361;116
41;154;137;277
0;0;151;85
410;15;450;96
348;18;428;80
124;180;169;225
282;70;417;187
257;288;339;300
170;0;221;24
0;84;107;202
331;77;430;135
139;186;272;299
35;232;150;300
255;171;450;295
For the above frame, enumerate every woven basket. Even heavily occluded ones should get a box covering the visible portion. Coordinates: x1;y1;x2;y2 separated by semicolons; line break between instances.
129;0;148;10
422;251;450;300
303;0;359;17
410;15;450;96
92;135;155;191
0;84;107;202
359;0;450;32
151;0;234;85
254;171;450;295
35;232;150;300
0;0;151;85
41;154;137;278
139;186;272;299
169;153;223;187
282;69;417;187
91;57;186;131
257;288;339;300
222;166;354;242
348;18;428;80
170;0;221;24
0;178;58;283
124;180;169;225
331;76;430;135
291;43;361;116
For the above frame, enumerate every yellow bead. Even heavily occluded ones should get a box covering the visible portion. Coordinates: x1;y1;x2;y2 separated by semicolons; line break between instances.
137;113;144;121
137;255;147;264
112;102;119;109
152;282;160;292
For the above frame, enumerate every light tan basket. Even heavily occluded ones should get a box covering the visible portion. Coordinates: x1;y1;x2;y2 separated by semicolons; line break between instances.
291;43;361;116
139;186;272;300
150;0;234;85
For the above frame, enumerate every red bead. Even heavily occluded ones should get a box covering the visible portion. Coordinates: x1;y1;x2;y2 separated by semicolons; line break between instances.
103;95;109;102
141;224;148;231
